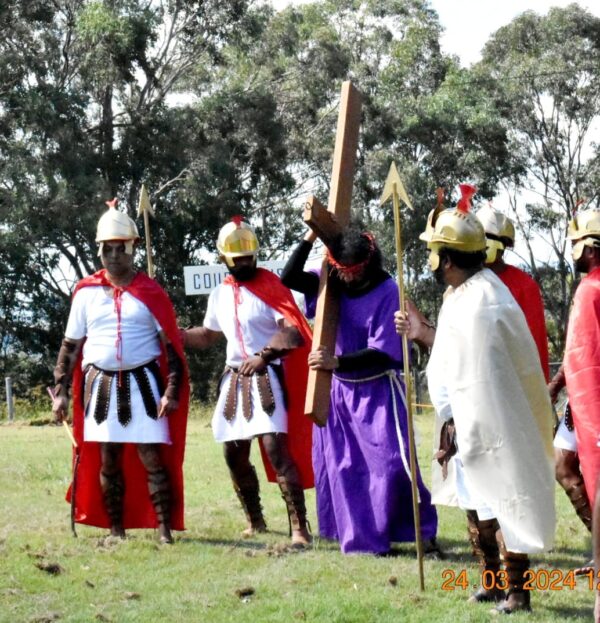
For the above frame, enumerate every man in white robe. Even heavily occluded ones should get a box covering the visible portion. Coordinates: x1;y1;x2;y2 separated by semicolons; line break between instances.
408;188;555;614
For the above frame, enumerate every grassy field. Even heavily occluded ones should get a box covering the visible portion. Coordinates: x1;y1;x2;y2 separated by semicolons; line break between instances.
0;407;595;623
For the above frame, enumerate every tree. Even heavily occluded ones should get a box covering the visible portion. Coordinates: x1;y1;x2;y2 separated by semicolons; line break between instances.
477;4;600;356
0;0;515;400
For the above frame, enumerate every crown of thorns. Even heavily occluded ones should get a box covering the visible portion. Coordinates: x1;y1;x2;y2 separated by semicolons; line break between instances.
327;232;377;276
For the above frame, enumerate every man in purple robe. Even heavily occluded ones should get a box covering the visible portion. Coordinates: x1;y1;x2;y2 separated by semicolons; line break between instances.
281;225;439;555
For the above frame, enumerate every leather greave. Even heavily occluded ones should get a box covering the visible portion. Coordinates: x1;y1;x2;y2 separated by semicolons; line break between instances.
277;474;308;533
503;552;530;593
100;470;124;527
466;510;501;572
230;465;265;527
565;480;593;532
147;467;171;526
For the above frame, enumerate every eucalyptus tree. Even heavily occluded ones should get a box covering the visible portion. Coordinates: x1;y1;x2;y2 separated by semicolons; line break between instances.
0;0;263;395
476;4;600;355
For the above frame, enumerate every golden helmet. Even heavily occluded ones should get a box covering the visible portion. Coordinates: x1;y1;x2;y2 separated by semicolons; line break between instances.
567;208;600;241
477;204;515;246
96;199;139;255
217;217;259;267
568;208;600;261
420;184;485;270
419;209;486;253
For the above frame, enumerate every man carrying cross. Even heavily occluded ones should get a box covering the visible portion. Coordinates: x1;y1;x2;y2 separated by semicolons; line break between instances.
281;224;439;555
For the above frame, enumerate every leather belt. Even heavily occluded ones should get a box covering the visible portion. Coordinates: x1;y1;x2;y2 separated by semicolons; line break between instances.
84;361;164;426
221;365;278;422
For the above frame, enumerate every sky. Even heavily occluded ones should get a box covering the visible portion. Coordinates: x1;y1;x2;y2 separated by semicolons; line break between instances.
430;0;600;66
272;0;600;66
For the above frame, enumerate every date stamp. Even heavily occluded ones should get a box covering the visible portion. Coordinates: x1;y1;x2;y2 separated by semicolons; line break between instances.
441;568;600;591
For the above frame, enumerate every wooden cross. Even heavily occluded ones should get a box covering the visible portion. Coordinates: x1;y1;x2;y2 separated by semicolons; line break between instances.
303;81;362;426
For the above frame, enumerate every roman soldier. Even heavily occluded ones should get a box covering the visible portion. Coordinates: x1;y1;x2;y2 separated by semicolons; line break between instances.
52;200;189;543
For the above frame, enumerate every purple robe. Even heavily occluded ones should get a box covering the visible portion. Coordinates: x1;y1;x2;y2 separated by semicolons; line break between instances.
308;275;438;554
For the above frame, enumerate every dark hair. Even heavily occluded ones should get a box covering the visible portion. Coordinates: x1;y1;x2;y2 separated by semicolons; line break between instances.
438;247;485;270
329;223;383;272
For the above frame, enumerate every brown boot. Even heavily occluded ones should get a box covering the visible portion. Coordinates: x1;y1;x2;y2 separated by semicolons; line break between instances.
100;470;125;539
466;511;506;604
494;553;531;614
277;474;311;547
565;479;593;532
231;466;267;537
147;467;173;544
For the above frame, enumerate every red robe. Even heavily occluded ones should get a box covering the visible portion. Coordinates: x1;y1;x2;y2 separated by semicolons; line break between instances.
224;268;314;489
564;267;600;502
67;270;190;530
498;265;550;381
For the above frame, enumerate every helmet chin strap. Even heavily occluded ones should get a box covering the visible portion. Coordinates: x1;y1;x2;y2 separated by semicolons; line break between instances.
220;254;236;268
485;239;504;264
428;247;441;271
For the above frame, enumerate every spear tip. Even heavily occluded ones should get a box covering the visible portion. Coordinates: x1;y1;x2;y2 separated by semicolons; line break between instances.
379;162;413;210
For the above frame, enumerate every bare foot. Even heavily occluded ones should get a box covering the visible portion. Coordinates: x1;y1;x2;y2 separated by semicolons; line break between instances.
291;526;312;548
158;523;173;544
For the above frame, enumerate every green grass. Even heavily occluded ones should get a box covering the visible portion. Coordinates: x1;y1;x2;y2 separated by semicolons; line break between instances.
0;407;595;622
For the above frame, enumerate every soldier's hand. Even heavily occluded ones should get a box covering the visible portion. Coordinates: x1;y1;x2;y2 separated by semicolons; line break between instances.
308;345;339;370
394;300;435;348
158;395;179;418
52;395;69;424
238;355;267;376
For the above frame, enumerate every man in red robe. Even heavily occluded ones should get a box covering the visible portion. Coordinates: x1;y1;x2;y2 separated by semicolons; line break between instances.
52;200;189;543
477;204;549;381
563;208;600;622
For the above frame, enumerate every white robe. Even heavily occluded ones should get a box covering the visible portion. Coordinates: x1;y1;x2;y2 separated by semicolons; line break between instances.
427;269;555;553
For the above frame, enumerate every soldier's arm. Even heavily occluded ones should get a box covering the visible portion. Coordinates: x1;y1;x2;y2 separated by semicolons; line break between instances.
52;337;84;423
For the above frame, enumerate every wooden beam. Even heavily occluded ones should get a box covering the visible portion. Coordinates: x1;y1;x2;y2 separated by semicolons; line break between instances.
302;195;343;247
305;81;362;426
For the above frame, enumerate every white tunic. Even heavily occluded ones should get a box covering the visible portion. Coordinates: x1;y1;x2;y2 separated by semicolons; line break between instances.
65;286;170;444
204;283;287;441
427;269;555;553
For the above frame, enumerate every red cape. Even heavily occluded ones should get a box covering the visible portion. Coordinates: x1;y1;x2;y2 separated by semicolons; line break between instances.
226;268;314;489
564;267;600;502
67;270;190;530
498;265;550;381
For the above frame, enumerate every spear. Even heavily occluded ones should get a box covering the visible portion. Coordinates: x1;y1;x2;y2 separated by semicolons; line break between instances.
137;184;155;278
48;386;79;537
380;162;425;591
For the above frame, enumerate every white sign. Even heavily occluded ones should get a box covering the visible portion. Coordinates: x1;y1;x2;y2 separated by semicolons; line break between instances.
184;261;287;295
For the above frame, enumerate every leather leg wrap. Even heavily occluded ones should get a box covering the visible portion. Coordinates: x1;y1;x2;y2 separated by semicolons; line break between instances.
231;465;265;528
277;474;308;533
466;510;506;603
100;470;124;526
466;510;501;572
504;552;530;592
147;468;171;525
566;480;593;532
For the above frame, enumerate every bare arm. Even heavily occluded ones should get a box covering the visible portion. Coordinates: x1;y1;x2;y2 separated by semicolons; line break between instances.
157;330;186;418
394;300;436;350
182;326;223;350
